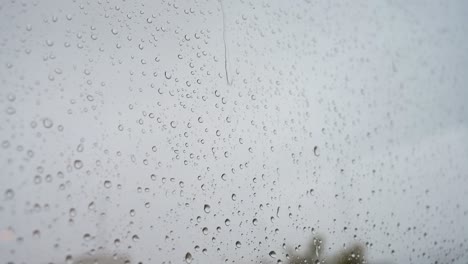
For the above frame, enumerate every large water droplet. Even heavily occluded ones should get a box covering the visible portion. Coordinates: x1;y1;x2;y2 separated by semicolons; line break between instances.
204;204;211;213
74;160;83;169
184;252;193;263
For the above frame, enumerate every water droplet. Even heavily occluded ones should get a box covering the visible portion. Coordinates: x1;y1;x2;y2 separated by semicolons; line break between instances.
76;144;84;152
269;251;277;258
32;229;41;238
184;252;193;263
132;234;139;242
69;208;76;217
83;233;91;241
43;118;53;128
204;204;211;213
65;255;73;264
4;189;14;200
252;218;258;226
313;146;320;156
6;107;16;115
104;180;112;188
74;160;83;169
236;241;242;248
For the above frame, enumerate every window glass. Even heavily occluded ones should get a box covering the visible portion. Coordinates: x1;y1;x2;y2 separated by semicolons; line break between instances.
1;0;468;263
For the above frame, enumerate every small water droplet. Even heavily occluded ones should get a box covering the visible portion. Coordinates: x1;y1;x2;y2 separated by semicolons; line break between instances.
32;229;41;238
313;146;320;156
69;208;76;217
83;233;91;241
4;189;14;200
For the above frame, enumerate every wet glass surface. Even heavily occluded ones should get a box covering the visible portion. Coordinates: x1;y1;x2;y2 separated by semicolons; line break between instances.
1;0;468;263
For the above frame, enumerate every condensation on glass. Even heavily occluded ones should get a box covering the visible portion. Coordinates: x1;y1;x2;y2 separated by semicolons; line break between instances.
1;0;467;263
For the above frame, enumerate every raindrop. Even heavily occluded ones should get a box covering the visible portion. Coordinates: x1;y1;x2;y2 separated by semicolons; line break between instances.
4;189;14;200
83;233;91;241
43;118;53;128
76;144;84;152
184;252;193;263
65;255;73;264
253;218;258;226
313;146;320;156
104;180;112;188
204;204;211;213
69;208;76;217
32;229;41;238
74;160;83;169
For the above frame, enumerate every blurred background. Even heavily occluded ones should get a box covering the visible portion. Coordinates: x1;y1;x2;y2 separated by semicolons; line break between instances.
1;0;467;263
